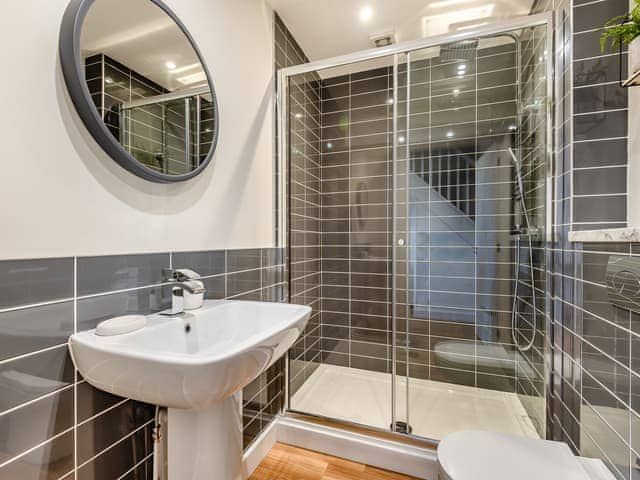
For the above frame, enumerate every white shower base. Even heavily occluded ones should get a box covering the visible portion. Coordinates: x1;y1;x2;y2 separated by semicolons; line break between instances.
291;364;539;440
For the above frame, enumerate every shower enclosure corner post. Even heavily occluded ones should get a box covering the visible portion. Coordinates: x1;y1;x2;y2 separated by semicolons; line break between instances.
391;52;399;432
276;66;291;410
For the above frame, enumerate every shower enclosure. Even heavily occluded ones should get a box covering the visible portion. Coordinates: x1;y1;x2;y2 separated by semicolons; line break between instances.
119;87;214;175
278;13;552;443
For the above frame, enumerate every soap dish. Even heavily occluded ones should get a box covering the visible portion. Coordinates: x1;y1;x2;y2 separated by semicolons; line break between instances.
96;315;146;336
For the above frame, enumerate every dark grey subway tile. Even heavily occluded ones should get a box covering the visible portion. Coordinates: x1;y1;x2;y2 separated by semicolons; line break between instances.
0;258;73;309
77;253;170;296
76;424;152;480
0;346;73;413
77;400;154;464
573;0;630;32
573;83;626;114
77;381;124;423
573;195;627;223
573;54;627;88
574;110;627;141
0;387;74;460
227;270;261;298
574;167;627;195
0;430;74;480
573;138;627;168
172;250;225;277
226;249;262;273
0;301;73;361
202;274;226;300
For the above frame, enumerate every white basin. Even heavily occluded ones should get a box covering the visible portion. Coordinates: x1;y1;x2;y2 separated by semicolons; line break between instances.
68;300;311;480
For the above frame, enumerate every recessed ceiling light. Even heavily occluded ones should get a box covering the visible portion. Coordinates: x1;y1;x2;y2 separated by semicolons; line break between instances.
105;77;114;84
453;88;460;95
446;131;454;138
398;135;406;144
326;142;333;150
359;6;373;22
429;0;473;8
295;113;303;119
165;61;177;70
457;64;466;71
387;98;394;105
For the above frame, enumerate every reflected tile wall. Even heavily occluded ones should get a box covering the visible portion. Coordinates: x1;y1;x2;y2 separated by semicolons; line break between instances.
0;248;286;478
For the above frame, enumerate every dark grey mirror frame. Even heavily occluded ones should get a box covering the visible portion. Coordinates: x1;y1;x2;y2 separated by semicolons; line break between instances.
59;0;220;183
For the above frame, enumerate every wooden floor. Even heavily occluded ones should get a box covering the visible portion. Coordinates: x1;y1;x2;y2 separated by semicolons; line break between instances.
249;443;421;480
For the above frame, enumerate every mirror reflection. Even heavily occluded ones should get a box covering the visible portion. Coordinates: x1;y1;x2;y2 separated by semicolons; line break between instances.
81;0;216;176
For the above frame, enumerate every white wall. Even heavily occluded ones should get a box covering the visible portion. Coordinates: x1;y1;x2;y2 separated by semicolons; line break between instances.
0;0;275;259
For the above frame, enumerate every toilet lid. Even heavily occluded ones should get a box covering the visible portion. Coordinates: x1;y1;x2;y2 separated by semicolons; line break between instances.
437;431;591;480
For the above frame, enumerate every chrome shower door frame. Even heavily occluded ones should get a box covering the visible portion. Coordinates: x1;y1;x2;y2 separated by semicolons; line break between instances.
276;11;554;441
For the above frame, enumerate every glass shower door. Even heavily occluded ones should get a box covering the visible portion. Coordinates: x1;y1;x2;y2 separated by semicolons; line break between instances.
395;24;549;440
282;15;551;442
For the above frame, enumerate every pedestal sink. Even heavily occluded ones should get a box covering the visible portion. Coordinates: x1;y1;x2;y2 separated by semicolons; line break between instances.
69;300;311;480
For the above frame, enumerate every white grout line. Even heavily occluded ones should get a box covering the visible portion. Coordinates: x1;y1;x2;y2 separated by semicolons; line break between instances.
0;343;68;366
0;297;74;314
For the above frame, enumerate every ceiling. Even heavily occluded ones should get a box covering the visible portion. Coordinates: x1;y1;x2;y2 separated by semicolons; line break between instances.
81;0;205;92
268;0;535;62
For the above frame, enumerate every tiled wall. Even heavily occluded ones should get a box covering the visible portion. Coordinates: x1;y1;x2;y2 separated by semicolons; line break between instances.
313;43;549;402
530;0;639;476
319;66;394;373
275;14;323;397
571;0;628;230
0;248;285;479
571;243;640;478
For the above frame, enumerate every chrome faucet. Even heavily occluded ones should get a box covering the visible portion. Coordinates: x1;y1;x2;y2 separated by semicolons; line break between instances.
163;269;206;315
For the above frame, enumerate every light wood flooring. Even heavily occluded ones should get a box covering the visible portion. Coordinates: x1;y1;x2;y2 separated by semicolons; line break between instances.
249;443;422;480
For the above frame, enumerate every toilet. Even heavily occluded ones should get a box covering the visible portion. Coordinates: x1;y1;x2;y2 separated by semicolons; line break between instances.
437;431;617;480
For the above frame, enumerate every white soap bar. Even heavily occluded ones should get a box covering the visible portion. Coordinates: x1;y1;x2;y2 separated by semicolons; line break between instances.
95;315;146;336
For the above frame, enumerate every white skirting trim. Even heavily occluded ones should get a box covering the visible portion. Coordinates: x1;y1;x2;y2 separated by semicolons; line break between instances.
242;419;278;478
242;416;437;479
275;417;437;479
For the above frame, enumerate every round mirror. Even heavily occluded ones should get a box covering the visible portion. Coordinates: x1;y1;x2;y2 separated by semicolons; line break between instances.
60;0;219;183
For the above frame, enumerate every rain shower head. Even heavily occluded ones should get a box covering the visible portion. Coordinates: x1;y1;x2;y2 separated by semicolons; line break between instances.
439;39;479;62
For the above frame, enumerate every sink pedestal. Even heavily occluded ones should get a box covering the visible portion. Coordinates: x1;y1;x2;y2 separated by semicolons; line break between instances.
167;392;243;480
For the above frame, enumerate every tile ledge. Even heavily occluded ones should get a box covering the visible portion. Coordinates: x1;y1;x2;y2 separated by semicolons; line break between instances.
568;227;640;243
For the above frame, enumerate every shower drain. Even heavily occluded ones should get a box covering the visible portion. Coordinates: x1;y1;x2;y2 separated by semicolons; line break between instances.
390;421;413;434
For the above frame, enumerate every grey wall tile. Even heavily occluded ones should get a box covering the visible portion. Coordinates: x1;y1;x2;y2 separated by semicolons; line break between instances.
0;301;73;361
0;346;73;413
0;258;73;309
227;249;262;273
76;400;154;464
172;250;225;277
77;253;169;296
0;430;74;480
0;388;74;459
